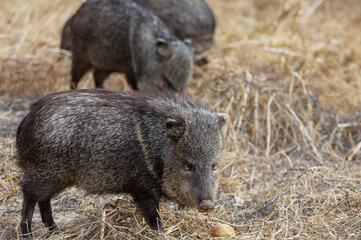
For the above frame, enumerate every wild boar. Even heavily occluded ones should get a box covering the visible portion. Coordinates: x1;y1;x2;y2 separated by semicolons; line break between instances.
16;89;227;237
63;0;193;92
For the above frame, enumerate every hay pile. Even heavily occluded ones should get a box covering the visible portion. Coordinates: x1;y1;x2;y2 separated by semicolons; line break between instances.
1;0;360;239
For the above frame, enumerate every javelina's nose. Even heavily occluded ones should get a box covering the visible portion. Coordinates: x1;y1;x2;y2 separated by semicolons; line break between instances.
198;200;215;212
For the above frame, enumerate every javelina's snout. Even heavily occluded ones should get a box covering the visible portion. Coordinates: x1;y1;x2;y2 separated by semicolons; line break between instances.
198;200;215;212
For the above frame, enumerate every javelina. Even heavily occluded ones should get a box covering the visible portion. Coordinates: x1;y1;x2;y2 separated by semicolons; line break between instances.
16;89;227;237
133;0;216;54
63;0;193;92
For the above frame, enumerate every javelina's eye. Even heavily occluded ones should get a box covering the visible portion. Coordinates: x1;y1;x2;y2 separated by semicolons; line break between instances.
212;163;218;171
185;162;193;171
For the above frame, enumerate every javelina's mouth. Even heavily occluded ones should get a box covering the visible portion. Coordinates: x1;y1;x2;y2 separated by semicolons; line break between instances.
197;200;215;212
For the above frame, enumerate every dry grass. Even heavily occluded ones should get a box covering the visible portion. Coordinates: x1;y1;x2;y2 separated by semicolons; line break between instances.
1;0;361;239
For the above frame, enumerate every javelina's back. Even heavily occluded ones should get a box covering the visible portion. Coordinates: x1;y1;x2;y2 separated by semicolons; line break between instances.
16;89;226;237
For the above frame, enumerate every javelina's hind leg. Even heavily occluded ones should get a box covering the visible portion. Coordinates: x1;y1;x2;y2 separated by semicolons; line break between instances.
20;195;37;239
38;198;56;230
132;193;163;231
93;69;110;88
71;53;91;90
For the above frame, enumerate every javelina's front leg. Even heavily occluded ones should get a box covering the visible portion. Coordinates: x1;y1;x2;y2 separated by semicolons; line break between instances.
93;69;111;88
20;195;37;239
38;198;56;230
132;192;163;231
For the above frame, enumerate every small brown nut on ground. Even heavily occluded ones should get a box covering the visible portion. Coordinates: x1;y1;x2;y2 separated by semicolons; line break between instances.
210;223;236;237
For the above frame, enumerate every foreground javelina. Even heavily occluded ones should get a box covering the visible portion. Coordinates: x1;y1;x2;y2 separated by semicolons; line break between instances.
133;0;216;54
16;89;227;237
65;0;193;91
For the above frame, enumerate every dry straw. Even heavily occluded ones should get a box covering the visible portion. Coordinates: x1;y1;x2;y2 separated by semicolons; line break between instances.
1;0;361;239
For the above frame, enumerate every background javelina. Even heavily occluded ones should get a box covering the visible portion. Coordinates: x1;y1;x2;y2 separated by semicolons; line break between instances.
64;0;193;92
16;89;227;237
133;0;216;54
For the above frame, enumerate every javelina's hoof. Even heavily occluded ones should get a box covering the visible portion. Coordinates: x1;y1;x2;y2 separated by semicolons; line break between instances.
149;220;163;232
21;233;32;240
47;224;57;231
198;200;215;212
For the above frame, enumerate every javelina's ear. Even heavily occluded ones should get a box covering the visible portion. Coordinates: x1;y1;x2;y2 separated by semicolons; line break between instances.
217;113;228;136
166;117;186;141
156;38;172;59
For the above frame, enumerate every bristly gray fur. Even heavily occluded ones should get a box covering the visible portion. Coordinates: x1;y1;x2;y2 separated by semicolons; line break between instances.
61;0;193;92
16;89;227;237
61;0;216;55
